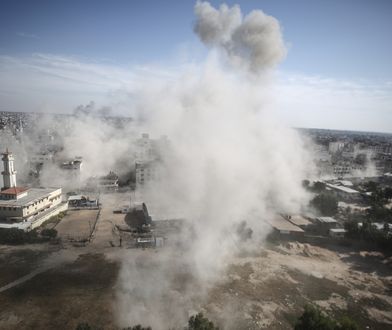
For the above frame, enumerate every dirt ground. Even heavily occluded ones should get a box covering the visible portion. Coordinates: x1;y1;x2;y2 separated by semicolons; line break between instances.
0;192;391;329
203;242;392;330
0;241;390;330
0;253;120;330
55;209;99;242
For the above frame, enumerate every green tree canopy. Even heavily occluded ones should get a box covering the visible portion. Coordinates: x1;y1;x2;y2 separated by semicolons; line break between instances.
310;194;338;216
188;313;219;330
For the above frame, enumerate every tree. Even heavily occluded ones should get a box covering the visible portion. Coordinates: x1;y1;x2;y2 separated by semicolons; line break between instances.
367;205;392;222
384;187;392;200
310;194;338;216
364;181;378;193
312;181;326;193
344;220;359;239
188;313;219;330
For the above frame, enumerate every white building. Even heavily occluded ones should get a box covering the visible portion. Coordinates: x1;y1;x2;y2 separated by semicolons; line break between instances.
0;150;67;231
135;133;154;163
1;149;17;189
135;161;160;186
329;141;345;154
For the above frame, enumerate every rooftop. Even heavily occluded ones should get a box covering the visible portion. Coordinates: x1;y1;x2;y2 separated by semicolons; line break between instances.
326;183;359;194
266;215;304;233
0;187;61;207
0;187;28;195
288;215;311;226
316;217;338;224
330;228;347;233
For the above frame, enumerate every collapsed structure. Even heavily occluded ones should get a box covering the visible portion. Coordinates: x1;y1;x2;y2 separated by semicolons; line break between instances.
0;150;67;231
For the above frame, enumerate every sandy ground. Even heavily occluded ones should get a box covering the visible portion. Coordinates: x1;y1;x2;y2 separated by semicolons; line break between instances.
0;193;391;329
89;193;129;249
203;242;392;329
0;241;390;330
55;209;99;241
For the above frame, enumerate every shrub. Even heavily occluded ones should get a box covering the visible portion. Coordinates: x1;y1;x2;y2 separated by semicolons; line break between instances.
41;228;57;238
0;228;39;245
75;323;92;330
295;305;358;330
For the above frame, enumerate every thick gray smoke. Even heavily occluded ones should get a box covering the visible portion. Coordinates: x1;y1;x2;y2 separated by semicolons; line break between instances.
116;2;311;329
194;1;286;73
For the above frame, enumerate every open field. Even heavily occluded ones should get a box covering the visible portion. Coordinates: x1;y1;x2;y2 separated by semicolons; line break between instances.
204;242;392;329
0;253;119;330
0;192;391;329
0;245;52;288
0;239;391;330
55;209;99;242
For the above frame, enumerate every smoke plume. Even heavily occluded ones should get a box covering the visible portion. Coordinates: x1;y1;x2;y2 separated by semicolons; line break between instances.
116;2;310;328
194;1;286;73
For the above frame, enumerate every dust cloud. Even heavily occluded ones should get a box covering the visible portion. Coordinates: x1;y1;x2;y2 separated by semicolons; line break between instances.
0;2;312;329
116;2;311;329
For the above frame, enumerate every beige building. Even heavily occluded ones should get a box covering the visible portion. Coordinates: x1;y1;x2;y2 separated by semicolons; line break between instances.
0;150;67;230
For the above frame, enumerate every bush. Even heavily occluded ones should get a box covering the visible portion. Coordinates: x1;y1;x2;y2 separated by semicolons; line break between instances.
295;305;335;330
75;323;92;330
41;228;57;238
295;305;358;330
0;228;39;245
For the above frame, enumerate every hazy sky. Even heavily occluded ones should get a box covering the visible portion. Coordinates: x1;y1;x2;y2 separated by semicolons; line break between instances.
0;0;391;132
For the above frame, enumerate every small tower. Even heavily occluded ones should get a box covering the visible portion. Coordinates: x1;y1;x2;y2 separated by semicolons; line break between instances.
1;149;17;190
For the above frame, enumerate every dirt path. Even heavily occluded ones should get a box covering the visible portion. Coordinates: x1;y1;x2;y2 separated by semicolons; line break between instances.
0;265;54;293
89;193;128;249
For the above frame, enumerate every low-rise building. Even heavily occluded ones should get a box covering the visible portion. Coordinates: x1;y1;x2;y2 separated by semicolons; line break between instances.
325;182;362;202
266;215;304;237
329;228;347;238
314;216;338;235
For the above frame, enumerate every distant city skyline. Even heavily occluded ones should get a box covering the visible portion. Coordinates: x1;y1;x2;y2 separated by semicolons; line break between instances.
0;0;391;132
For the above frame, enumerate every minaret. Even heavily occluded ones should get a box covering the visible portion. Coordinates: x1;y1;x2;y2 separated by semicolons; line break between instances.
1;149;17;190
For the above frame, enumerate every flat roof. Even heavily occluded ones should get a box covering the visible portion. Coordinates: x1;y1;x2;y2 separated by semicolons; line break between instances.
326;183;359;194
316;217;338;224
266;215;304;233
330;228;346;233
288;215;311;226
0;187;61;207
68;195;84;201
339;180;353;186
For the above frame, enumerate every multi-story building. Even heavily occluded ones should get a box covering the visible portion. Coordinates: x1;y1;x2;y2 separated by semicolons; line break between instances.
0;150;67;230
